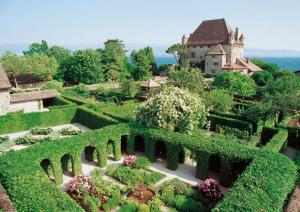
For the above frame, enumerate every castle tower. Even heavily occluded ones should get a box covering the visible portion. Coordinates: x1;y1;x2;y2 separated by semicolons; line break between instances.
228;31;235;45
235;28;239;41
182;34;188;45
239;34;245;44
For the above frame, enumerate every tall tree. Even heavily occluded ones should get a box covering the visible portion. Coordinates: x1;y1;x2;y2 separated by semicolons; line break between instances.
167;68;204;94
47;45;71;65
100;39;128;81
23;40;49;55
60;49;103;85
166;43;186;66
130;48;153;81
1;52;26;87
144;46;158;75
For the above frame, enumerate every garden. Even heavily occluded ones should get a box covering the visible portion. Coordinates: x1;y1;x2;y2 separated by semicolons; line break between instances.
0;47;300;212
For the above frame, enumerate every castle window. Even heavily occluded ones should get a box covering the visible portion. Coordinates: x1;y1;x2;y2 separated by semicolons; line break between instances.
213;62;219;66
208;45;211;48
191;52;196;58
200;45;203;48
212;56;215;58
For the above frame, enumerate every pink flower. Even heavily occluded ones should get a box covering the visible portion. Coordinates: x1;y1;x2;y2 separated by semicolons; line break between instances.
198;178;224;202
123;155;137;167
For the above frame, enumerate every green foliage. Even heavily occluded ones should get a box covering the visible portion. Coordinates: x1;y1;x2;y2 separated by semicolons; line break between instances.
30;127;53;135
251;59;279;74
130;47;155;80
212;72;256;97
213;154;298;212
15;136;53;145
135;157;151;169
23;40;49;55
82;190;100;212
61;49;103;84
252;70;273;86
59;127;82;136
0;136;9;144
121;80;139;98
167;69;204;94
204;89;233;113
106;165;165;186
166;43;186;66
136;86;207;133
100;39;128;81
158;179;207;212
74;83;90;98
41;80;63;91
263;73;300;95
263;128;288;152
118;202;138;212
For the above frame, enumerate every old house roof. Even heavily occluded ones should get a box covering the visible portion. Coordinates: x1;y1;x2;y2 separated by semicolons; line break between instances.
187;19;233;45
236;58;261;73
140;80;160;88
0;64;12;90
223;63;247;70
206;44;226;55
10;90;59;103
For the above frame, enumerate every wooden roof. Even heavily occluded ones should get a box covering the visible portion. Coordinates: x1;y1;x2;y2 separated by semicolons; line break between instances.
10;90;59;103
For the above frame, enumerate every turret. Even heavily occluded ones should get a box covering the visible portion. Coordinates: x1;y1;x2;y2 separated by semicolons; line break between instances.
182;34;188;45
235;27;239;41
228;31;235;45
239;34;245;44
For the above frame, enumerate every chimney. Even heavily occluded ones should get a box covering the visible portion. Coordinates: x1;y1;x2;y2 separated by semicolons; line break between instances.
235;28;239;41
246;58;250;63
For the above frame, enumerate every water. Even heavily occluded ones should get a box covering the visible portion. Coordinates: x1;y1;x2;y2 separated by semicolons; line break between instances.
155;56;300;71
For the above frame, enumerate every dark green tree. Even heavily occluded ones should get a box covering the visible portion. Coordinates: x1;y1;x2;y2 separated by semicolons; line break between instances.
252;71;273;86
61;49;103;85
204;89;234;113
23;40;49;55
130;48;153;81
166;43;186;67
212;72;256;97
251;59;279;74
167;68;204;94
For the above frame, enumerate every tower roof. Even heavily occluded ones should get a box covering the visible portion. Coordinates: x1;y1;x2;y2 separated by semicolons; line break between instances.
0;64;12;90
187;19;233;45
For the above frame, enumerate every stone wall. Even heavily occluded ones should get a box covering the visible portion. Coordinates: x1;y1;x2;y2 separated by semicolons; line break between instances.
205;54;226;74
9;100;43;113
0;90;10;115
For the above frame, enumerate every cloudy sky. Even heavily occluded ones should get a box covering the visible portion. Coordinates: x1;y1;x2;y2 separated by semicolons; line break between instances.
0;0;300;50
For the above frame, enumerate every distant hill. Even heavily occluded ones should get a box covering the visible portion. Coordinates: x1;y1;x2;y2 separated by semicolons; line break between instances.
1;43;300;58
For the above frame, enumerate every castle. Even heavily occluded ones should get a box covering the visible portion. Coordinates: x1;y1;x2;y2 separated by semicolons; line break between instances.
182;18;261;75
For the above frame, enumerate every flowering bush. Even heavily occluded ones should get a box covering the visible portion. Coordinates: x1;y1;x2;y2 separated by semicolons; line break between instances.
198;179;223;201
136;86;207;134
123;155;137;167
67;175;94;195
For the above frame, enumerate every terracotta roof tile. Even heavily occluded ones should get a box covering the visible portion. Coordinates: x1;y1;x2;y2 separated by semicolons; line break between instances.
187;19;233;45
223;63;247;70
10;90;59;103
0;64;12;90
206;44;226;55
236;58;261;73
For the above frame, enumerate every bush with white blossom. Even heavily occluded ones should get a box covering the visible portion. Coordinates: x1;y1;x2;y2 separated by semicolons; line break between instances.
136;86;207;133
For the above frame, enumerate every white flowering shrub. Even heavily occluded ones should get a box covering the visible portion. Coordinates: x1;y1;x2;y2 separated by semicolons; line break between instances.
136;86;207;133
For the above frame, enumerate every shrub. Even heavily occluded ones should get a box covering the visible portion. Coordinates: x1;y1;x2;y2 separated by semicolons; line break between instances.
30;127;53;135
204;89;234;113
0;136;9;144
138;203;150;212
121;80;139;98
59;127;82;136
136;86;207;133
74;83;90;98
198;179;223;202
15;136;53;145
41;80;63;91
82;190;100;212
135;157;151;169
123;155;137;167
118;202;137;212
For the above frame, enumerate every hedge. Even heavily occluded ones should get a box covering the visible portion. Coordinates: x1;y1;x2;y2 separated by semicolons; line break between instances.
0;106;78;134
48;96;76;110
208;114;253;135
263;128;288;152
213;153;298;212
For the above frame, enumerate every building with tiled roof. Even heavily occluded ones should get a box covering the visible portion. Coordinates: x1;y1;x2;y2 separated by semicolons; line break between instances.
0;65;59;115
182;18;261;75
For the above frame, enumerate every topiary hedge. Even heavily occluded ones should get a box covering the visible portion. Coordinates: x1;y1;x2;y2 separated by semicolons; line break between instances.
213;153;298;212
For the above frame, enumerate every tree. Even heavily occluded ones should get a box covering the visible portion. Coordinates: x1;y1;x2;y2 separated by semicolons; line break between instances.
263;73;300;95
100;39;128;81
204;89;233;113
144;47;158;75
23;40;49;55
60;49;103;85
167;68;204;94
26;53;58;81
130;48;153;81
252;71;273;86
212;72;256;97
1;51;26;87
121;80;139;98
136;86;207;134
251;59;279;74
166;43;186;67
47;45;71;65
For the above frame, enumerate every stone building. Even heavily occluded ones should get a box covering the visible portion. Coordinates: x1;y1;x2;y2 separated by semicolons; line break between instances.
183;18;261;75
0;64;59;116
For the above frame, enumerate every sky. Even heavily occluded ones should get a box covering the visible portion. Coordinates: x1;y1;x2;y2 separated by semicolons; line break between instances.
0;0;300;51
